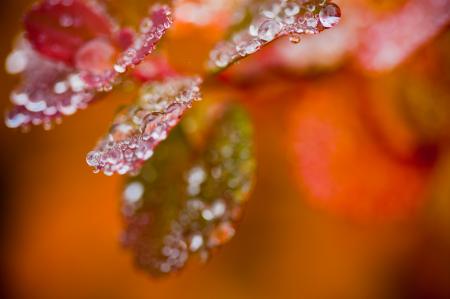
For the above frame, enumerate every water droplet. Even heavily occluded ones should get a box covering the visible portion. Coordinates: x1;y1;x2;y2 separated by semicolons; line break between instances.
5;112;27;128
261;3;282;19
304;12;319;28
211;50;231;68
136;142;153;160
284;3;300;16
140;18;154;33
249;19;265;37
306;3;316;12
5;50;27;74
114;64;126;73
289;34;301;44
11;92;29;105
189;234;203;252
106;148;122;163
236;39;261;56
319;3;341;28
124;182;144;204
86;151;101;167
68;74;86;92
54;81;68;94
26;100;46;112
211;200;226;218
258;19;282;42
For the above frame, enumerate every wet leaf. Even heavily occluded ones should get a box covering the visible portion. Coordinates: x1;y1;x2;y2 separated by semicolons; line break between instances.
121;103;255;276
86;77;202;176
356;0;450;72
5;38;95;130
5;2;173;130
208;0;341;71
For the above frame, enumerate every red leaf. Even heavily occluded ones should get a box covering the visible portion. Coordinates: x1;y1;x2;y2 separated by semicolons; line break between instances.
288;85;431;222
24;0;116;65
5;4;174;129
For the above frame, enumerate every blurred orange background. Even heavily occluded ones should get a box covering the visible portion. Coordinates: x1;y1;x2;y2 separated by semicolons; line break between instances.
0;1;449;299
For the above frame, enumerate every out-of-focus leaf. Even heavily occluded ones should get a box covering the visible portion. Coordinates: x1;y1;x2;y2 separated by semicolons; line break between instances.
356;0;450;72
86;77;202;176
207;0;341;71
287;81;431;222
121;103;255;277
24;0;116;65
104;0;172;26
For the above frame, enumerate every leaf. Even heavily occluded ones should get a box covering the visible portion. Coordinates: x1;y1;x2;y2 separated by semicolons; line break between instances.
356;0;450;72
5;3;173;129
208;0;341;71
4;38;95;130
24;0;117;65
86;77;202;176
121;103;255;277
287;82;430;222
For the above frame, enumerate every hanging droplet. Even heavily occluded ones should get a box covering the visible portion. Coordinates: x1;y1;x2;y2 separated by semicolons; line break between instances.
86;151;101;167
289;34;301;44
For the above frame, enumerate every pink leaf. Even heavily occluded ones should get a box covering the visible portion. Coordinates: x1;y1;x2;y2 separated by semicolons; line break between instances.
5;4;174;129
208;0;341;71
24;0;117;65
112;5;173;74
5;38;94;130
86;77;202;176
356;0;450;72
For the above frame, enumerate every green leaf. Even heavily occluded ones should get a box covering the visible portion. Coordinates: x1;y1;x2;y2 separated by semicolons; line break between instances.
121;103;255;277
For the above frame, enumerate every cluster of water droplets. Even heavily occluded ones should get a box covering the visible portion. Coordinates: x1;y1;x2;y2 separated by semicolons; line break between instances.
86;77;202;176
5;39;94;130
113;5;173;75
209;0;341;70
121;106;255;276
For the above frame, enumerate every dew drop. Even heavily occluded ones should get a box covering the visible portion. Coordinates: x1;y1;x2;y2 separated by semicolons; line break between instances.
306;3;316;12
319;3;341;28
86;151;101;167
114;64;126;73
5;112;27;128
68;74;86;92
257;19;282;42
136;142;153;160
212;51;231;68
26;100;47;112
54;81;68;94
5;50;27;74
10;92;29;105
236;39;261;56
140;18;154;33
289;34;301;44
189;234;204;252
284;2;300;16
124;182;144;204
